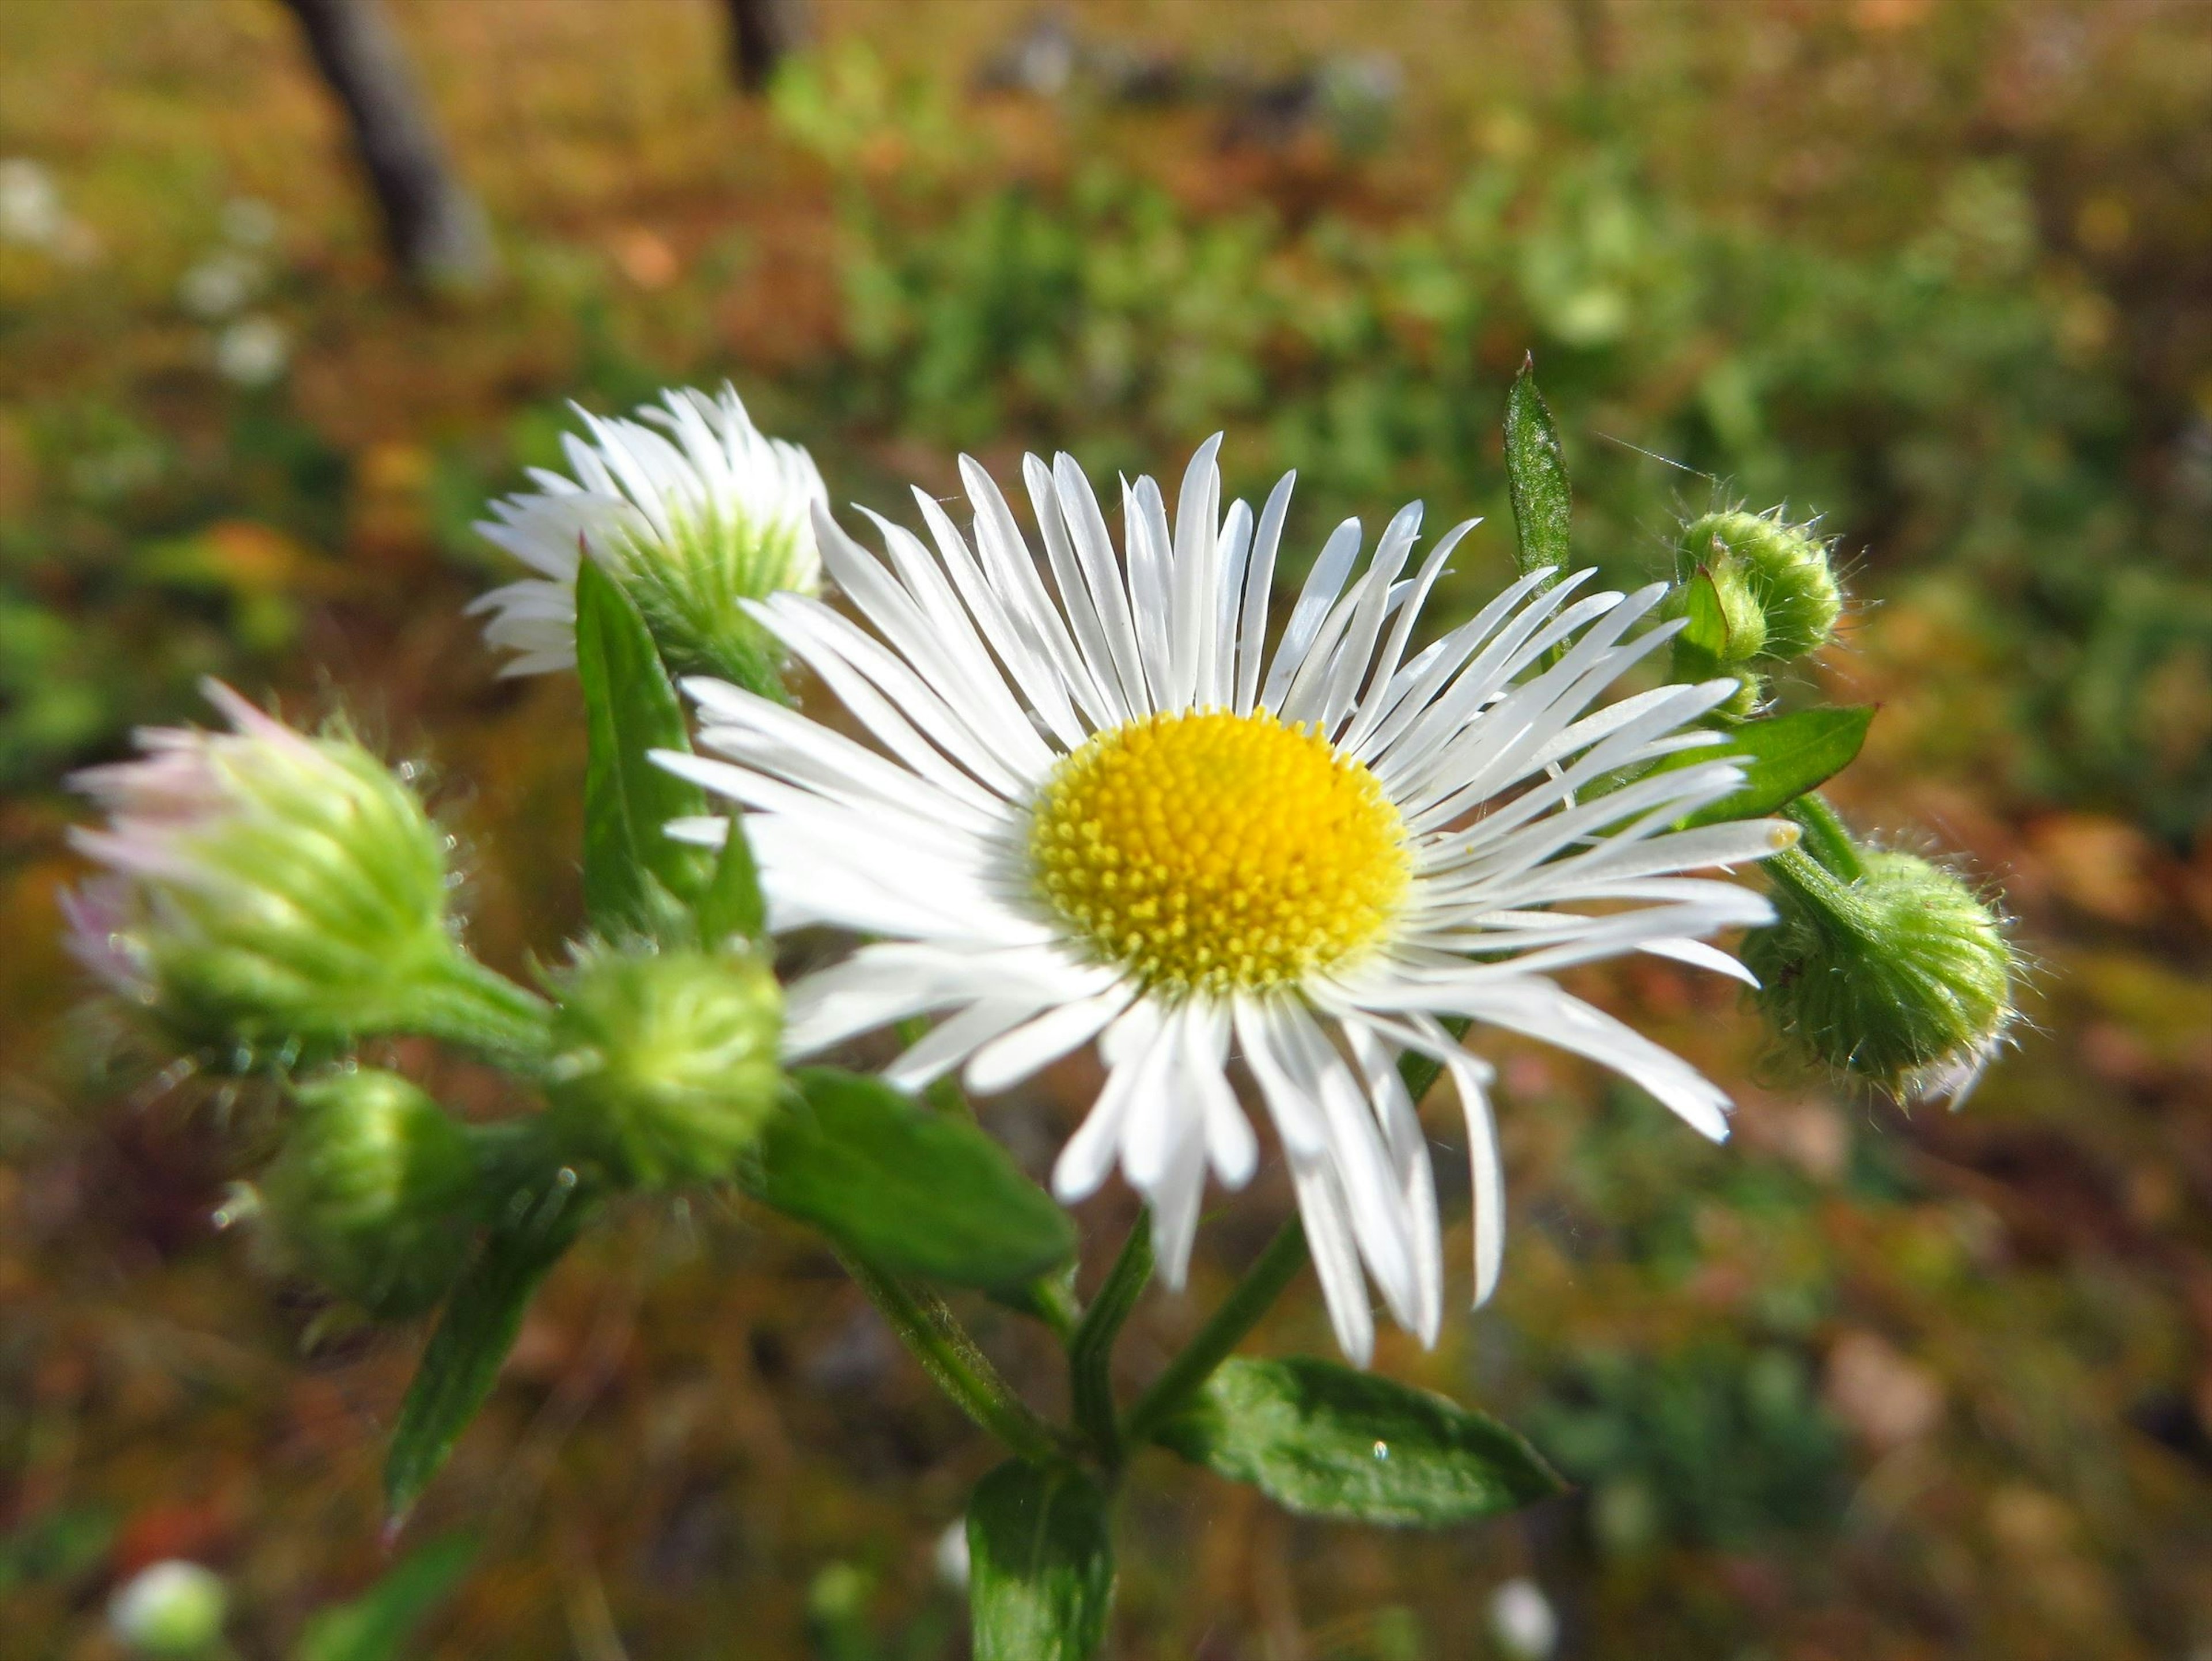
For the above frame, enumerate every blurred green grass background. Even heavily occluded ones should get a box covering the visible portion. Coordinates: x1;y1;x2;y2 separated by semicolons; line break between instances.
3;1;2210;1656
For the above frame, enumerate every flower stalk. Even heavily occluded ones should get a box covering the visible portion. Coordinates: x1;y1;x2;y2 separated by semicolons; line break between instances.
1069;1215;1154;1467
836;1247;1072;1466
1121;1216;1310;1450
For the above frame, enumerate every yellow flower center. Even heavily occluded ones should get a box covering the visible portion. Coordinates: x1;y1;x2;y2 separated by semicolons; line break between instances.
1028;708;1411;994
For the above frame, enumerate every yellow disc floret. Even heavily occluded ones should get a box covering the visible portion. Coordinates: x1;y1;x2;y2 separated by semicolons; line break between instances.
1028;708;1411;994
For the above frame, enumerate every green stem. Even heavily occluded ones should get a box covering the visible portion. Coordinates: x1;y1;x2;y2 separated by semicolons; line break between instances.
838;1248;1069;1465
1069;1213;1154;1467
406;952;555;1069
1122;1217;1308;1448
1785;793;1865;883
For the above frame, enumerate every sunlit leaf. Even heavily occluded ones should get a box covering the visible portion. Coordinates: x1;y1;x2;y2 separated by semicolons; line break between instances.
966;1461;1115;1661
574;557;708;936
1672;706;1874;828
1156;1357;1564;1527
382;1176;593;1523
749;1069;1075;1289
1504;358;1571;580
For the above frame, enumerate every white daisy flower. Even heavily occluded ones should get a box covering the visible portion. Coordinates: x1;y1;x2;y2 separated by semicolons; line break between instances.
656;439;1794;1363
470;384;827;684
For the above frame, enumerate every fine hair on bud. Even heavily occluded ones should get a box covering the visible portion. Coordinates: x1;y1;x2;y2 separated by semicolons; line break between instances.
544;941;785;1187
1670;506;1844;669
260;1068;481;1318
1746;847;2015;1099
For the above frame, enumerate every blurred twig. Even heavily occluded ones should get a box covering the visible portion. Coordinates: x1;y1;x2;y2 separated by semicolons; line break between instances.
724;0;808;96
278;0;497;293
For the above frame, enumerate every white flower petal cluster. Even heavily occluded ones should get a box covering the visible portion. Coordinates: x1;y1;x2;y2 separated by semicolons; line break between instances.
471;384;827;681
656;439;1791;1363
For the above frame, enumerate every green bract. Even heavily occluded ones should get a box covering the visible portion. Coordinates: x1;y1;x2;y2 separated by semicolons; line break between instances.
262;1068;480;1318
151;732;452;1048
544;942;785;1186
1748;846;2015;1097
605;508;812;690
1671;508;1843;672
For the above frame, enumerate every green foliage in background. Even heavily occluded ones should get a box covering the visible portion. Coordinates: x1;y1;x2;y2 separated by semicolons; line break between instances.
777;44;2212;839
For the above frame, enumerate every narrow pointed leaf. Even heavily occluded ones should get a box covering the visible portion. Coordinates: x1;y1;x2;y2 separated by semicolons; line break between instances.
382;1176;593;1522
1503;359;1570;580
1155;1357;1564;1527
749;1069;1075;1289
1671;705;1875;828
695;812;766;948
297;1533;475;1661
574;557;709;935
967;1461;1115;1661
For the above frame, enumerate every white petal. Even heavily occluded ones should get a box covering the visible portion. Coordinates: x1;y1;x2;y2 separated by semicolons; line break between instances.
1291;1155;1376;1367
1271;1002;1421;1335
1053;453;1153;712
1145;1106;1211;1290
1343;1018;1443;1345
964;980;1138;1095
884;998;1046;1092
1052;1001;1164;1202
1349;973;1733;1142
1636;937;1760;985
1261;516;1361;711
1236;471;1296;716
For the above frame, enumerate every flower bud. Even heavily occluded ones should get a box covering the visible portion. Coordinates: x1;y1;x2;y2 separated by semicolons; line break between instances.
544;943;784;1186
1487;1577;1559;1660
262;1068;480;1318
65;682;542;1066
108;1561;228;1658
1747;846;2014;1100
1668;508;1842;683
471;384;827;691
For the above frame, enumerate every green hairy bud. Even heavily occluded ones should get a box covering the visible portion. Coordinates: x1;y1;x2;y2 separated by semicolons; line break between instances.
65;682;546;1067
1747;842;2015;1100
262;1068;481;1318
1668;508;1843;694
108;1561;229;1658
545;943;785;1186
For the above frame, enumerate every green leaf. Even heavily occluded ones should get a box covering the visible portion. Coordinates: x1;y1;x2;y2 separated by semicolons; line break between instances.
1503;358;1571;580
750;1069;1075;1289
296;1533;475;1661
1156;1357;1564;1527
574;557;709;936
966;1461;1115;1661
694;811;765;948
1671;705;1875;828
382;1175;593;1522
